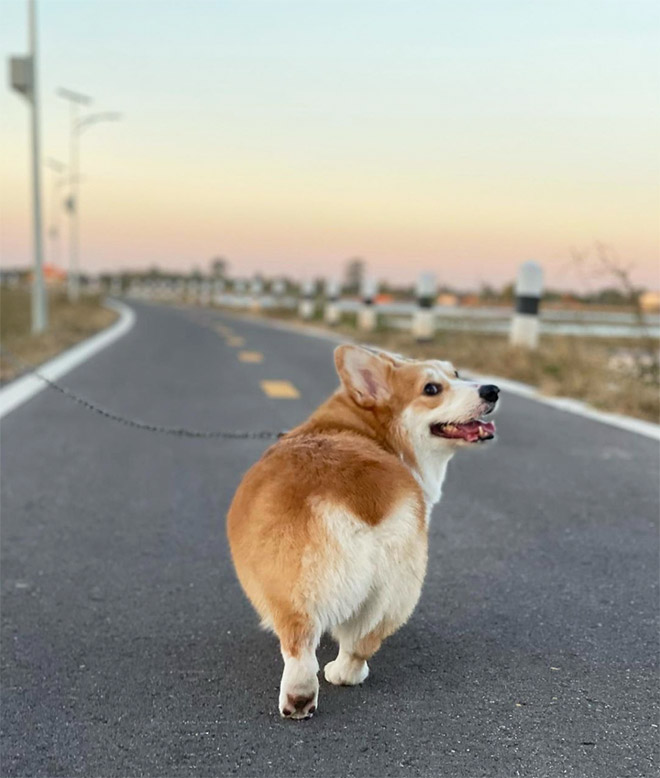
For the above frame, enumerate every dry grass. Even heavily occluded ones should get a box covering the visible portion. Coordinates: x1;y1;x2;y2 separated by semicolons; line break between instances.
256;309;660;424
0;286;117;383
377;330;658;423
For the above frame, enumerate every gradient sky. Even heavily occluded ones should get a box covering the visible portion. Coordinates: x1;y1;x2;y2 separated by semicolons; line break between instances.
1;0;659;290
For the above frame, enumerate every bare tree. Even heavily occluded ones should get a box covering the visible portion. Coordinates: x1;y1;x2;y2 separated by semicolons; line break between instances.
570;242;658;379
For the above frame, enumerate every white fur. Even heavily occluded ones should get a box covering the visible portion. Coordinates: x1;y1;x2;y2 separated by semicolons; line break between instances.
399;363;485;509
423;363;484;424
279;644;320;719
307;496;428;684
400;403;454;508
324;648;370;686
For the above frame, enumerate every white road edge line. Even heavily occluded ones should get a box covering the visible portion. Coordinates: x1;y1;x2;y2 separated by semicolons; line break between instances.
214;309;660;441
0;299;135;421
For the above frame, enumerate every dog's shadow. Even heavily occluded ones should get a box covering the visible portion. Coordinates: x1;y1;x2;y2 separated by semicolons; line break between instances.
167;616;487;716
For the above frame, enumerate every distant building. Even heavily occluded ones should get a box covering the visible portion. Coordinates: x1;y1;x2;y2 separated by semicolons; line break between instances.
460;293;481;307
436;292;459;307
26;264;67;286
639;291;660;312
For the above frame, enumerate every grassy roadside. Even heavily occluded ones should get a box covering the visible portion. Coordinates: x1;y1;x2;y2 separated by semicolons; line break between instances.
0;287;118;383
249;307;660;424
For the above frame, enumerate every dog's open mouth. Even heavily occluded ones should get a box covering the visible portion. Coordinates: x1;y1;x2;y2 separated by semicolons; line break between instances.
430;419;496;443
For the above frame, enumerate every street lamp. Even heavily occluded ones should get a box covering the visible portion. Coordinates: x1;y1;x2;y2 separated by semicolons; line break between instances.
58;89;122;301
44;157;66;270
8;0;47;333
57;87;91;301
76;111;122;134
69;110;122;299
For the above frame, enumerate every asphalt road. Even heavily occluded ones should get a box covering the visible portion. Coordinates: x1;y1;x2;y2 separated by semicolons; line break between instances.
2;301;658;778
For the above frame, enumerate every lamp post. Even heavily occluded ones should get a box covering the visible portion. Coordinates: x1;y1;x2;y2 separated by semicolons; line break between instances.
58;89;121;301
57;88;91;301
71;110;121;299
8;0;47;332
44;158;66;271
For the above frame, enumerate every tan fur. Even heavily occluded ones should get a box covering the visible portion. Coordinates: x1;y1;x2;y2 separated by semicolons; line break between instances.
227;344;495;718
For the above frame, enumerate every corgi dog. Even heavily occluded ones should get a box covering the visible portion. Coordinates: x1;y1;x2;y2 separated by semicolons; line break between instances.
227;345;499;719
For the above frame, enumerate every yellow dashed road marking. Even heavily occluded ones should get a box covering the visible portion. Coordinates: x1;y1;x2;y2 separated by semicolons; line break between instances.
260;380;300;399
214;324;233;336
226;336;245;347
238;351;263;363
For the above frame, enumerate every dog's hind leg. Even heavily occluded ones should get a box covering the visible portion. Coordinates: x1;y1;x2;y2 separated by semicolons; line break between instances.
277;616;320;720
324;619;393;686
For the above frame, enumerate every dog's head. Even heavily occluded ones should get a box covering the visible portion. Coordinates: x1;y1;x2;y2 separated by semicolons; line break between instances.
334;345;499;453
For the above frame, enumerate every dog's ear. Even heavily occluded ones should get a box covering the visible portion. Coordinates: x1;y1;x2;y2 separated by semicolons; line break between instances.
334;345;392;408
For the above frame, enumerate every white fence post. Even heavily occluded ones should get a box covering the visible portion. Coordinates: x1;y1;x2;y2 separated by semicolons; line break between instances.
299;280;316;320
412;272;437;341
272;278;286;307
510;261;543;348
200;280;211;305
250;278;263;312
213;279;224;305
324;278;341;325
358;277;378;331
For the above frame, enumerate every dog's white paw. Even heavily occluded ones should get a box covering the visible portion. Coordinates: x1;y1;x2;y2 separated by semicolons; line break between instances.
324;657;369;686
279;657;319;720
279;685;318;720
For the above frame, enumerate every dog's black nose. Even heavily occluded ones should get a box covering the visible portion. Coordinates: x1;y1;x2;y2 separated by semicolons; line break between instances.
479;384;500;404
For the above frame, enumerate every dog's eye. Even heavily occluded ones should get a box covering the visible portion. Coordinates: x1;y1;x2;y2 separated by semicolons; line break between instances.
423;383;442;396
454;370;460;379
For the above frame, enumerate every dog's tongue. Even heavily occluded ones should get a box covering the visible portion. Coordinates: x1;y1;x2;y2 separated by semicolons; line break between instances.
442;420;495;442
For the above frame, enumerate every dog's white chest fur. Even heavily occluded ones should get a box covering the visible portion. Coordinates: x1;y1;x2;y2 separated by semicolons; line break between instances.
399;406;455;512
408;450;453;512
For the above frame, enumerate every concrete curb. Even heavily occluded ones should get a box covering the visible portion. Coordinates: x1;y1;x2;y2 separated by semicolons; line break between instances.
0;299;135;420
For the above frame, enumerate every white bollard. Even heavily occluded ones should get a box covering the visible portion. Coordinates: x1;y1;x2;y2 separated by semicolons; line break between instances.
509;261;543;348
250;278;263;312
200;280;211;305
233;279;247;307
271;278;286;310
324;278;342;325
358;277;378;331
299;280;316;320
213;279;225;305
412;272;437;341
272;278;285;294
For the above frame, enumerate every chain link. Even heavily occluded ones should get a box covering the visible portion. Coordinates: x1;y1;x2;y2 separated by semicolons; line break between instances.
0;346;285;441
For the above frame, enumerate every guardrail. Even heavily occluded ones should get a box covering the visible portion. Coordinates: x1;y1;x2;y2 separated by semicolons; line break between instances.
120;282;660;341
